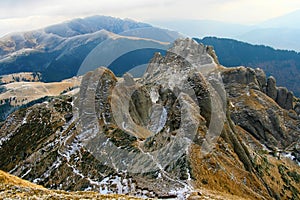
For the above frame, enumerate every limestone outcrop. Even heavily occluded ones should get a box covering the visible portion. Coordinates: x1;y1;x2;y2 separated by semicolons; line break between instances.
0;38;299;200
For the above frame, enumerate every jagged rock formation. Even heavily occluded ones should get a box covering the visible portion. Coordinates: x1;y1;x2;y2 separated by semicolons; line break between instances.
222;66;296;111
0;38;299;200
196;37;300;97
222;66;299;148
266;76;277;100
265;76;294;110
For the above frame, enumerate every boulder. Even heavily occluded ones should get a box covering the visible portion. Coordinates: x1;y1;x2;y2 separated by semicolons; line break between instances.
285;91;294;110
266;76;277;100
221;67;261;91
276;87;293;110
276;87;288;108
265;76;294;110
254;68;267;91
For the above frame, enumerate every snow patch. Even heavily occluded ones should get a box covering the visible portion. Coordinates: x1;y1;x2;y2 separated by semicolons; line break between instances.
0;133;14;147
150;88;159;103
282;152;300;166
42;157;62;179
58;139;81;162
99;175;137;196
21;168;32;178
169;185;191;200
33;178;42;184
158;107;167;133
148;106;167;134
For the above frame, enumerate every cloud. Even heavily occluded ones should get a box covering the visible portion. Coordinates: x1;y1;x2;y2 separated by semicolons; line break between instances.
0;15;68;36
1;0;300;21
0;0;162;19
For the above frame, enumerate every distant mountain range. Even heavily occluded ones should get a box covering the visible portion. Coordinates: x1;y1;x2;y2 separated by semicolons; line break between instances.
0;16;179;82
1;15;300;97
195;37;300;97
151;9;300;52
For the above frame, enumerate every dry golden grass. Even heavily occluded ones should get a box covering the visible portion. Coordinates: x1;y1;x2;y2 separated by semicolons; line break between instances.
189;141;270;200
0;77;81;106
0;72;40;84
0;169;261;200
0;170;45;189
0;170;144;199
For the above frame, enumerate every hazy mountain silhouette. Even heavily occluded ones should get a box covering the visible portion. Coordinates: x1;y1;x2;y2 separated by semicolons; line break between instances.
152;10;300;52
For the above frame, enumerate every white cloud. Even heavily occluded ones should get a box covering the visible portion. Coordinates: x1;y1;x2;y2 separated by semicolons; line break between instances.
0;16;69;36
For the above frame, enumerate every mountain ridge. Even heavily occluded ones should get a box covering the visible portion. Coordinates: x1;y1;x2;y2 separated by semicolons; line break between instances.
0;38;299;199
0;15;180;82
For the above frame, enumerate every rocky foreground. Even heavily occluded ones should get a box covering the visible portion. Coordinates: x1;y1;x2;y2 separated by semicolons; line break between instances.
0;170;143;199
0;169;253;199
0;38;299;199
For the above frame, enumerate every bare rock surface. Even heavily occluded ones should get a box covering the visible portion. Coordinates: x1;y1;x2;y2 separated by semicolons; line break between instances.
0;38;299;200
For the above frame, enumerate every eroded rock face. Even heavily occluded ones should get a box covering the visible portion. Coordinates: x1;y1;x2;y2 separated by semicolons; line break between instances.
221;66;300;199
266;76;277;100
286;91;294;110
222;66;299;149
265;76;294;110
223;66;296;111
222;67;257;86
295;103;300;115
276;87;293;110
254;68;267;91
0;38;299;200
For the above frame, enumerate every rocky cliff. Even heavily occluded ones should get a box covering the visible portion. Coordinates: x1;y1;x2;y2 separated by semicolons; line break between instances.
0;38;299;199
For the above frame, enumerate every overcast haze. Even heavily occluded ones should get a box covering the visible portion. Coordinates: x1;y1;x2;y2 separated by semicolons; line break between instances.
1;0;300;37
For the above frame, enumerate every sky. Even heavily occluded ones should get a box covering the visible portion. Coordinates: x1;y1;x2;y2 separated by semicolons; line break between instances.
1;0;300;37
